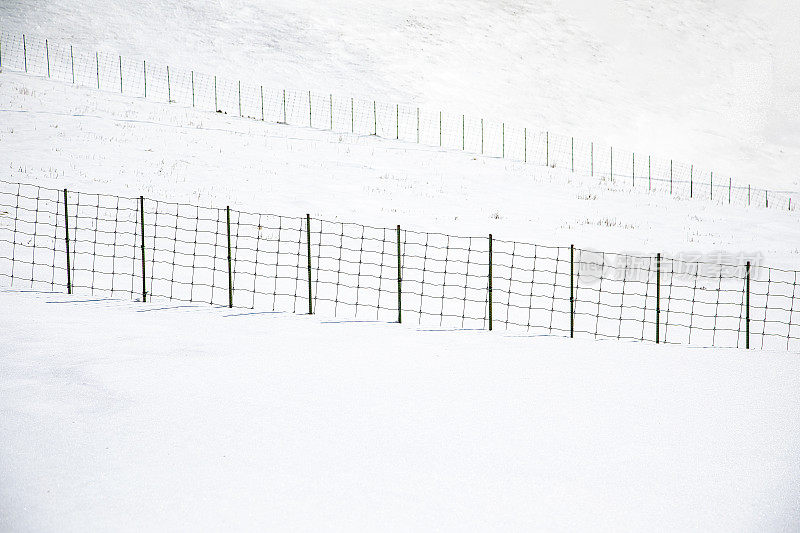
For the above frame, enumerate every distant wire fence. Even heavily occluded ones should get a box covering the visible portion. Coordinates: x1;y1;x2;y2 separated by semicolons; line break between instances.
0;29;795;213
2;178;799;350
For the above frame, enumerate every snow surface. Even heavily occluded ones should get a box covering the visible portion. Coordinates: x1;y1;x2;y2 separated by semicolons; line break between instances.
2;289;800;531
2;1;800;529
1;0;799;191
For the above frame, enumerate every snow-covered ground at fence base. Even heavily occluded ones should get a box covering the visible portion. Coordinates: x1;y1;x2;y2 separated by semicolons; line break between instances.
2;288;799;531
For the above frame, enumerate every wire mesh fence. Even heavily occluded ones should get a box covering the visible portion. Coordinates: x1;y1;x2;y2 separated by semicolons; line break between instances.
1;178;797;350
0;29;795;214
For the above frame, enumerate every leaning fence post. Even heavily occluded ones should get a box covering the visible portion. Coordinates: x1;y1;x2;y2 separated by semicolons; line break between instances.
306;214;313;314
570;244;574;338
226;206;233;308
396;225;402;323
140;196;146;302
746;261;750;349
63;189;72;294
488;234;493;331
656;253;661;343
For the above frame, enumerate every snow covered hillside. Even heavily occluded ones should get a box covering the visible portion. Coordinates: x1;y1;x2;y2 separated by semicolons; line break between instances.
2;1;800;530
2;0;799;191
2;289;800;531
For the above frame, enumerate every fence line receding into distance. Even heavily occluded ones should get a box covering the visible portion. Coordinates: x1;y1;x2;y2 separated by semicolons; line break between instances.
0;29;794;213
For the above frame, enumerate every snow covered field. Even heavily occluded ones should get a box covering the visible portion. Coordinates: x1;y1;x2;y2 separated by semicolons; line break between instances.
2;289;800;531
2;0;800;529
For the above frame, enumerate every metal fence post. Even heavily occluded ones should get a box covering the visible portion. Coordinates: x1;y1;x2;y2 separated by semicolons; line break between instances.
488;234;493;331
140;196;146;302
502;123;505;158
546;131;549;167
373;101;377;135
63;189;72;294
570;244;574;338
166;66;171;102
118;55;122;93
193;72;196;107
227;206;233;308
238;81;242;117
46;39;50;78
656;253;661;343
397;225;402;323
23;34;27;73
143;60;147;97
746;261;750;349
70;45;75;83
306;213;313;314
96;51;100;89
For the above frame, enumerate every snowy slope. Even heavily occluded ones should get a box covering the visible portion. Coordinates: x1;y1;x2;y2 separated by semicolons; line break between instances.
1;0;799;191
2;71;799;272
3;289;800;531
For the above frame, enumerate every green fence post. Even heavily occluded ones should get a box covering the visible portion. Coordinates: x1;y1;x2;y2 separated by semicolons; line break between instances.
63;189;72;294
70;45;75;83
656;253;661;343
488;234;493;331
546;131;549;167
306;214;313;314
570;244;574;338
226;206;233;308
397;225;402;323
140;196;146;303
524;127;527;163
746;261;750;349
46;39;50;78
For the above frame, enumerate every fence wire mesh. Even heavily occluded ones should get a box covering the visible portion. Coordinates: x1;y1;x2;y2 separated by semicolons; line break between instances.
0;29;795;214
1;179;797;350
